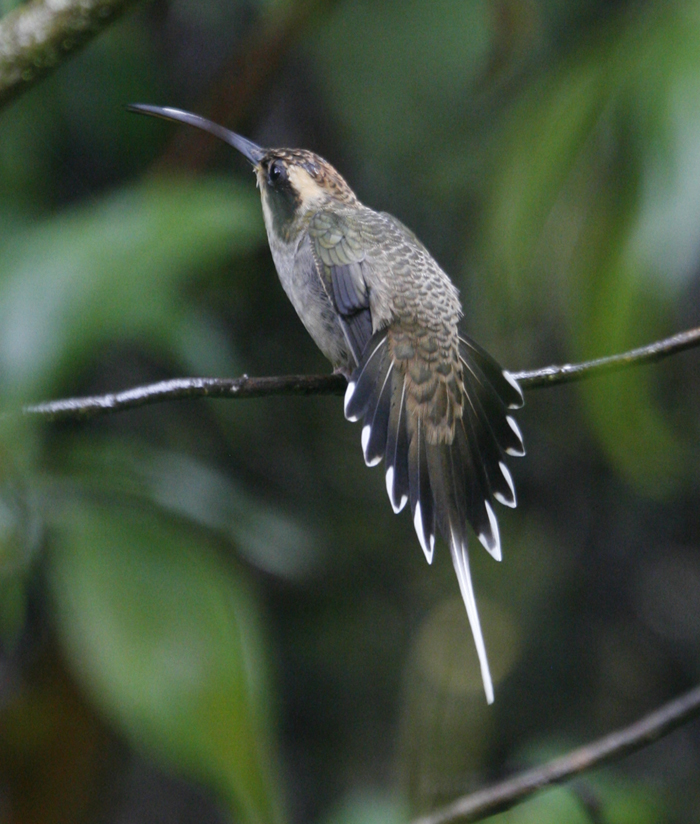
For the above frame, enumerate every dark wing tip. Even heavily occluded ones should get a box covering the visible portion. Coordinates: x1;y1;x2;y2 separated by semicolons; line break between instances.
343;333;389;421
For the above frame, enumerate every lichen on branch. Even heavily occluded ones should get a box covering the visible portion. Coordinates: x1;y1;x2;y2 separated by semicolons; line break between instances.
0;0;141;108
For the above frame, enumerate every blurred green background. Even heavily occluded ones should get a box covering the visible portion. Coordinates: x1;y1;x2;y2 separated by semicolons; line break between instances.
1;0;700;822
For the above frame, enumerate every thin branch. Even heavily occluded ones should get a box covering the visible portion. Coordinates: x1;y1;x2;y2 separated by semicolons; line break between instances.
411;684;700;824
22;374;348;422
0;0;141;110
17;325;700;422
510;325;700;388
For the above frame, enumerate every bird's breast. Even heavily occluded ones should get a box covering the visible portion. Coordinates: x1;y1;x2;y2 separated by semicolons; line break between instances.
266;225;355;373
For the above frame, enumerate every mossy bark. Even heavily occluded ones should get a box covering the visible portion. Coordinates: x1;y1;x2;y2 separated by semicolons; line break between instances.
0;0;141;109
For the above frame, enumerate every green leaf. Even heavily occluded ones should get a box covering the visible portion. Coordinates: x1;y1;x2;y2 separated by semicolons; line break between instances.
0;175;262;401
595;778;663;824
62;436;321;580
484;5;698;490
487;752;664;824
576;250;683;493
323;791;408;824
49;501;284;824
488;786;591;824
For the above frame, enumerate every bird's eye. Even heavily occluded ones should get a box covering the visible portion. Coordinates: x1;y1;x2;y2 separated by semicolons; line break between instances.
268;161;287;185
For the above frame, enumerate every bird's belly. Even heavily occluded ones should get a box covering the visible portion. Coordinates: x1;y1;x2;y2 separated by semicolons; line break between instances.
271;239;354;372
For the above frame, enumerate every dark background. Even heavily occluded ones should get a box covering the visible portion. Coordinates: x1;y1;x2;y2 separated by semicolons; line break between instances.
1;1;700;822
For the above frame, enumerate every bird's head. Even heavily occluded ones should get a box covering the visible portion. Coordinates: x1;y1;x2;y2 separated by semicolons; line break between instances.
255;149;358;240
128;104;358;240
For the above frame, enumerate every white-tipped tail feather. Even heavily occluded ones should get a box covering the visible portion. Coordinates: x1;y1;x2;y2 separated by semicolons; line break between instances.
413;502;435;564
503;370;525;408
450;530;494;704
386;467;408;514
494;462;517;508
344;381;358;420
361;425;382;466
505;416;525;456
478;500;502;561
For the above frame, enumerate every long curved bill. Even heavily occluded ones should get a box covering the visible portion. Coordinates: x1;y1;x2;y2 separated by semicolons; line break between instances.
127;104;265;165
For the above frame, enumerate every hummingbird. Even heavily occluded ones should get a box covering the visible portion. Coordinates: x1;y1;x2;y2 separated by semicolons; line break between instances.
128;104;525;703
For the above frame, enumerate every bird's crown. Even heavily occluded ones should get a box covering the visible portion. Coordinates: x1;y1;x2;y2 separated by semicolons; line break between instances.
257;149;359;210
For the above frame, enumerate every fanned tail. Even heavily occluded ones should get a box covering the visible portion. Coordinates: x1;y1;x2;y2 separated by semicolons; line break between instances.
344;328;524;703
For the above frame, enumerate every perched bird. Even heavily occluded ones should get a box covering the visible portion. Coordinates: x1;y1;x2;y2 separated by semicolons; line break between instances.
129;104;525;703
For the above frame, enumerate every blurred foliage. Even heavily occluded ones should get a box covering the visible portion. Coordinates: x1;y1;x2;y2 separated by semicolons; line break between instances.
0;177;261;399
488;776;661;824
1;0;700;823
50;501;283;824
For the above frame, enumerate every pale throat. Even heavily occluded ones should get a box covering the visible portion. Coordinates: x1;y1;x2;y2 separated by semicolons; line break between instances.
259;166;328;242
